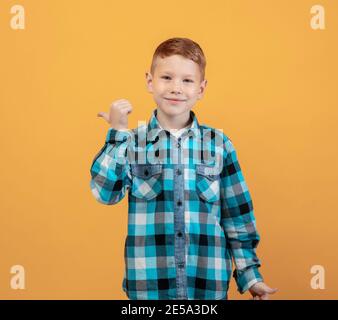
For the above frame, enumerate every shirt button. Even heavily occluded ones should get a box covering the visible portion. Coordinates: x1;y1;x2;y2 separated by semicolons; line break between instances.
177;142;181;148
177;231;183;237
177;262;185;268
176;169;182;175
177;200;182;206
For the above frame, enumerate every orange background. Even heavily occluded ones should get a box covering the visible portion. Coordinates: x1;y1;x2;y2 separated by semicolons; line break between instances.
0;0;337;299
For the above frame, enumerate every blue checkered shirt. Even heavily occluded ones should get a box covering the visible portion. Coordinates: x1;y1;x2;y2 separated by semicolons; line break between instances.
90;108;263;300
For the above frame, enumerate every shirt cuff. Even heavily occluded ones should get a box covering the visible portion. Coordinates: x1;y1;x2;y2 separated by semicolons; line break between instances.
233;266;264;294
105;127;133;143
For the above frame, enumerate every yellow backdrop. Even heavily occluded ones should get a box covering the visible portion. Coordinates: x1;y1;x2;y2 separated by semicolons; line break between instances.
1;0;337;299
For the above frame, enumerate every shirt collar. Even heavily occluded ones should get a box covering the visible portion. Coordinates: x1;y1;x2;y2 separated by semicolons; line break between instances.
146;108;201;141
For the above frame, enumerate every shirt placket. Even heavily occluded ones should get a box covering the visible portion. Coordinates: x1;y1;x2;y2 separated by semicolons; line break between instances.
173;135;188;299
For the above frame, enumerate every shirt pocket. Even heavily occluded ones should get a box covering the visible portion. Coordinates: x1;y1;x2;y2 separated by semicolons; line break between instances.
130;164;163;200
196;164;221;202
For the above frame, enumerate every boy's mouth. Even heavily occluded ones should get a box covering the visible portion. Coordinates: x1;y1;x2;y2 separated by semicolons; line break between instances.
164;98;187;103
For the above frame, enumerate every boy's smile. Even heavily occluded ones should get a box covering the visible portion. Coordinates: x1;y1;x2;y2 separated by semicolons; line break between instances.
146;54;207;130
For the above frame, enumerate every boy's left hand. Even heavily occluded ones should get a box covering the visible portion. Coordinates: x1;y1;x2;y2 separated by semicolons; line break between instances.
248;282;278;300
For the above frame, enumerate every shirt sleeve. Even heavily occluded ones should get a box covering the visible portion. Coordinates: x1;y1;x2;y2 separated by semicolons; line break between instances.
89;128;133;205
219;136;264;294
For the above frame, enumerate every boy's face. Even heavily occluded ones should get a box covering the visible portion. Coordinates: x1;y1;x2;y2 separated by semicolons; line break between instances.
146;54;207;120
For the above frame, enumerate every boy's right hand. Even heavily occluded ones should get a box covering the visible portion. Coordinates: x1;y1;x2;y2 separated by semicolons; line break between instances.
97;99;133;131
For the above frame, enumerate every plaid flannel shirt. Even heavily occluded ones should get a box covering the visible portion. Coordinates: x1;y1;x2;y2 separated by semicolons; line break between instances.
90;108;263;300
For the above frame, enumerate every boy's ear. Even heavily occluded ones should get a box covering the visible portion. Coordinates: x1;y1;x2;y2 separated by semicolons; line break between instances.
197;79;208;100
145;72;153;93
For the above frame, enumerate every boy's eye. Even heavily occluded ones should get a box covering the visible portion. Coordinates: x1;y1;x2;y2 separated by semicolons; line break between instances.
161;76;193;83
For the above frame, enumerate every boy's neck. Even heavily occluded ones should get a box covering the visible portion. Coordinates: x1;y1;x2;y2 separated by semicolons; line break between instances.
156;108;192;131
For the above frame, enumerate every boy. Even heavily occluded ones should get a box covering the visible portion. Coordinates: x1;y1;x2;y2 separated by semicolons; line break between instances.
90;37;277;300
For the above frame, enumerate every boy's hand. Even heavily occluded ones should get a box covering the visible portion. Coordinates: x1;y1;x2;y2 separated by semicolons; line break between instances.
248;282;278;300
97;99;133;130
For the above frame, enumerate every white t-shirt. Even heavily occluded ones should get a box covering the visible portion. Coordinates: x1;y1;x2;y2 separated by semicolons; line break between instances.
159;121;192;139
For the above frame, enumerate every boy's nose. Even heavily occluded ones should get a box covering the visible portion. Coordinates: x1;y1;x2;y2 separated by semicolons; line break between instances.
170;80;182;94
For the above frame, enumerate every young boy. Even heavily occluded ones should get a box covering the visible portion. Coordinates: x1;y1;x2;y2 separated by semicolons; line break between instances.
90;37;277;300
